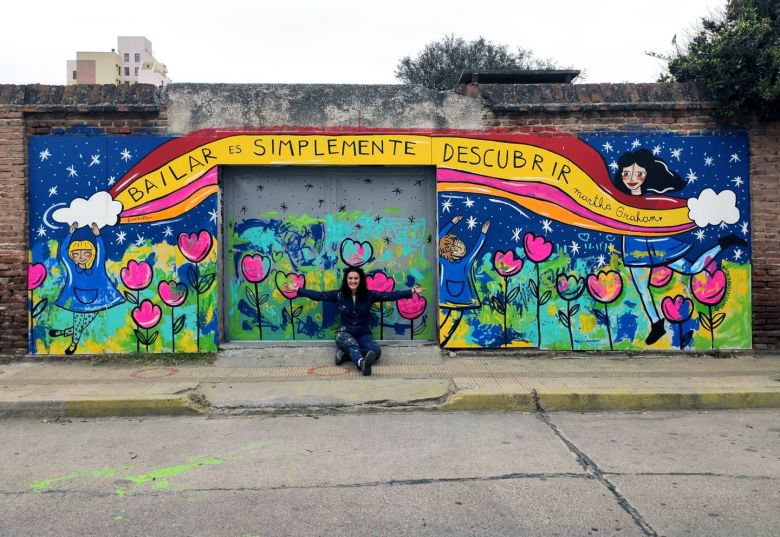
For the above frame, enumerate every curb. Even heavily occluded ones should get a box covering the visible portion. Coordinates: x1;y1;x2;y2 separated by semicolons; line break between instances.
535;390;780;412
0;396;198;419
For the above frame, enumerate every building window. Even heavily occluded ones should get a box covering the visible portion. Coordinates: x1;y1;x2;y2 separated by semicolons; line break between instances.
72;70;77;80
124;67;129;76
124;53;129;62
134;53;141;62
117;66;121;75
134;67;139;76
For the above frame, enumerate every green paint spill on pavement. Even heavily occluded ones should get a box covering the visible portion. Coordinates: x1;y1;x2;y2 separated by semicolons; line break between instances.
124;456;224;486
153;479;170;489
116;487;126;497
31;467;116;491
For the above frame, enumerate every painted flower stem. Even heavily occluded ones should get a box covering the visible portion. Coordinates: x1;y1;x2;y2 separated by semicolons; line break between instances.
195;262;201;352
503;277;509;347
536;264;542;348
604;303;613;350
28;289;34;351
145;328;150;353
289;298;296;340
566;299;574;350
709;305;715;349
170;308;176;353
379;301;385;340
136;290;141;353
410;318;414;341
254;281;263;340
677;323;683;350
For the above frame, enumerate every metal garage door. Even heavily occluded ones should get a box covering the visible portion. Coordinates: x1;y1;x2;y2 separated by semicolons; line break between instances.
223;166;436;342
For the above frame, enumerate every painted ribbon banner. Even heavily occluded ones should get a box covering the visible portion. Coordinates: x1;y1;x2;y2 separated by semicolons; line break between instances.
110;131;695;235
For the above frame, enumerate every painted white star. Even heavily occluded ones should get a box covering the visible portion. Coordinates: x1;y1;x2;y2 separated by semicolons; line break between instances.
670;148;682;160
466;216;478;230
463;197;475;208
608;160;618;172
740;221;749;235
134;234;145;246
66;165;78;178
733;248;743;261
115;230;126;245
729;153;741;163
630;139;641;149
38;148;51;161
441;198;453;213
36;225;47;238
208;208;219;223
596;254;606;268
704;156;713;166
652;145;662;156
163;226;173;238
602;142;613;153
569;241;580;255
685;169;698;184
511;227;522;242
47;186;58;197
88;154;101;167
107;175;116;186
731;176;743;187
541;219;553;234
120;148;132;162
694;229;706;242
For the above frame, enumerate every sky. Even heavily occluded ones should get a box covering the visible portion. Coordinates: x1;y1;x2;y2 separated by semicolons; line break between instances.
2;0;726;86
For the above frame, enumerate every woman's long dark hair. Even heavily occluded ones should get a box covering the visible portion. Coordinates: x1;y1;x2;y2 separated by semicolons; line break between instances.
340;267;368;301
613;148;685;195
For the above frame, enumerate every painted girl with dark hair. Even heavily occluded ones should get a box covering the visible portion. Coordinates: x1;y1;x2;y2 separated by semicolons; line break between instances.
615;149;746;345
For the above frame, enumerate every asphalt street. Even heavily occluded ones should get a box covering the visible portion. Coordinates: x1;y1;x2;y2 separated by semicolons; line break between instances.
0;410;777;536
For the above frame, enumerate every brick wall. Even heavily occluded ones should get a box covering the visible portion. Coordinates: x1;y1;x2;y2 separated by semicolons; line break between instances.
0;84;165;355
1;82;777;353
460;82;779;350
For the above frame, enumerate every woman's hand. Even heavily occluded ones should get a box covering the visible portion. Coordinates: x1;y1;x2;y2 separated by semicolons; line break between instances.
452;215;462;225
70;222;78;233
481;220;491;233
411;284;425;295
91;223;100;236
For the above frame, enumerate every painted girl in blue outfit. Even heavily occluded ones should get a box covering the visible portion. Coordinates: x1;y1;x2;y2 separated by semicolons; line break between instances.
615;149;746;345
50;222;124;354
287;267;423;376
437;215;490;347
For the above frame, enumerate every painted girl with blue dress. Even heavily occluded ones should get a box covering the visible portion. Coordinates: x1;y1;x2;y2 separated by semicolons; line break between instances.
49;222;124;354
438;215;490;346
615;149;746;345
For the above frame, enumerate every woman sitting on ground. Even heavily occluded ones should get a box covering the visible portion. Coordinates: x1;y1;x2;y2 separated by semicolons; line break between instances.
286;267;424;376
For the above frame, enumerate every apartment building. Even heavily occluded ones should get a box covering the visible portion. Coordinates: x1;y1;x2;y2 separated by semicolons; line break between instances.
67;36;170;86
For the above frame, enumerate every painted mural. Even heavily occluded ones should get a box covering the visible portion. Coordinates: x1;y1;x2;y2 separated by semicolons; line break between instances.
28;129;751;354
28;135;219;354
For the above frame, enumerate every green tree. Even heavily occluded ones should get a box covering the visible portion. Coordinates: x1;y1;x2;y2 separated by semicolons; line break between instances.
662;0;780;119
395;35;559;91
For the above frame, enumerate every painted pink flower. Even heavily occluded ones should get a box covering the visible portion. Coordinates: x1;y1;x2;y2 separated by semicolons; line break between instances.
132;299;162;329
556;273;585;301
366;272;395;293
340;239;373;268
121;260;153;291
493;250;524;277
397;292;426;320
275;272;305;299
650;266;673;287
28;263;46;290
178;231;213;263
158;281;188;307
691;261;727;306
241;254;272;283
586;270;623;304
661;295;694;323
523;233;553;263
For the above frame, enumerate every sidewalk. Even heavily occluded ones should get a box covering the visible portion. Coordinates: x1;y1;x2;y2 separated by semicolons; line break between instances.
1;345;779;418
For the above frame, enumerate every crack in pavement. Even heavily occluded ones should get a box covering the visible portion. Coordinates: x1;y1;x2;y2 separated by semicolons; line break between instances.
532;389;659;537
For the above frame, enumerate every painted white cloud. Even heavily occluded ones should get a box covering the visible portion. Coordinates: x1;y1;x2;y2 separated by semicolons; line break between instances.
687;188;740;228
52;191;123;229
